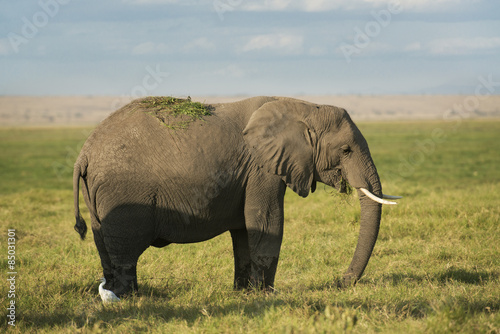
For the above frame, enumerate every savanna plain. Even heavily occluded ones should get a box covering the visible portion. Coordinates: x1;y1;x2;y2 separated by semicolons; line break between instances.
0;105;499;333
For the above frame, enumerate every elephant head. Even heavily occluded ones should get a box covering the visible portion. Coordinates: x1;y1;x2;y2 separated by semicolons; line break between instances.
243;98;400;286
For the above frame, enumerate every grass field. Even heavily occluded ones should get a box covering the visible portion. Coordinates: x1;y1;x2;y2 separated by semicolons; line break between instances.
1;120;499;333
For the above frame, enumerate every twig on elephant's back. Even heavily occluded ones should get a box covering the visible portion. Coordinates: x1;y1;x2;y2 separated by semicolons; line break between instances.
139;96;213;130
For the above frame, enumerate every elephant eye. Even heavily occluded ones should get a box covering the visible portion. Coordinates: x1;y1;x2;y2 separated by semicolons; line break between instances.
341;144;351;155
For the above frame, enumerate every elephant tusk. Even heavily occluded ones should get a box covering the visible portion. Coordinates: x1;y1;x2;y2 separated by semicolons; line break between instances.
360;188;398;205
383;194;403;200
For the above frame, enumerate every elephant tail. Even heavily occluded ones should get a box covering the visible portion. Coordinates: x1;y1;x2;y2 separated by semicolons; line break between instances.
73;160;87;240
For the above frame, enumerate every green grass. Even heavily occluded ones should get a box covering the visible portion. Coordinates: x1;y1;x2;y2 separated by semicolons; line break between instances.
1;120;499;333
139;96;213;130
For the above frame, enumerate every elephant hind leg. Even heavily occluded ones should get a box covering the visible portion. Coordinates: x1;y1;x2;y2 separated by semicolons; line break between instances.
93;225;141;296
110;263;138;297
230;229;252;290
102;233;147;297
91;218;114;289
100;205;155;297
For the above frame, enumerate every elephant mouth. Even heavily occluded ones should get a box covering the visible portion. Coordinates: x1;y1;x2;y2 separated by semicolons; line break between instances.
319;168;402;204
331;168;353;194
335;168;401;205
336;177;353;195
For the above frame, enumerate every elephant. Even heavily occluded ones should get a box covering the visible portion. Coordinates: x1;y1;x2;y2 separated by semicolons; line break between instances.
73;96;400;299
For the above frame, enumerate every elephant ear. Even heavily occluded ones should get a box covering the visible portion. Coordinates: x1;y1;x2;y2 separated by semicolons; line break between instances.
243;100;315;197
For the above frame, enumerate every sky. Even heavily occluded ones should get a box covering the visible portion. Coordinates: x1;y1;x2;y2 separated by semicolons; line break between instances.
1;0;500;96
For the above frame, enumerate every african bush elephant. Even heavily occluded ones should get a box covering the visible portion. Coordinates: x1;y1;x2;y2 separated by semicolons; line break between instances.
73;96;400;300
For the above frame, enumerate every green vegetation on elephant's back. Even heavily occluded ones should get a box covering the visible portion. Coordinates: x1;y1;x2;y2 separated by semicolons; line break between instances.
138;96;213;130
0;120;498;333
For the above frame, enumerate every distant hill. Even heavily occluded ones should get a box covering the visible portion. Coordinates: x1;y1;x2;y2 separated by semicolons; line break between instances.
1;95;499;126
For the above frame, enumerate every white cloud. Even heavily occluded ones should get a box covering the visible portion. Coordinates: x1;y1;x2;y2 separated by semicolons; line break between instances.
131;38;215;55
391;0;476;12
301;0;350;11
307;46;328;56
402;37;500;56
242;0;339;12
242;33;303;54
182;38;216;53
124;0;212;5
132;41;170;55
211;64;246;78
241;0;475;12
428;37;500;55
404;42;422;52
243;0;293;11
366;0;458;5
124;0;182;4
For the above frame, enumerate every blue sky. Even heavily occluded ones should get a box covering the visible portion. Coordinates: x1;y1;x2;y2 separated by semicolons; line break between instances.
1;0;499;96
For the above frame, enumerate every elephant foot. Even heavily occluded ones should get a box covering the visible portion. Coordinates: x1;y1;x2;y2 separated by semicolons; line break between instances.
248;274;275;292
248;280;275;292
103;264;138;298
236;282;277;294
235;257;279;292
233;276;276;292
233;277;250;291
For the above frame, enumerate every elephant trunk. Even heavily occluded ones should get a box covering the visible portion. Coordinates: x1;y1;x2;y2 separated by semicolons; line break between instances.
341;170;382;287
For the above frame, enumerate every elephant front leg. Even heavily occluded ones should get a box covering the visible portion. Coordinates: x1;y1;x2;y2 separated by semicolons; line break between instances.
244;175;286;291
230;229;252;290
248;252;280;291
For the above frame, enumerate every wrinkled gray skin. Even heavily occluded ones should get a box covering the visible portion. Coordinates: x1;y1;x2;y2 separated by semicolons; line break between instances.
73;96;383;297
